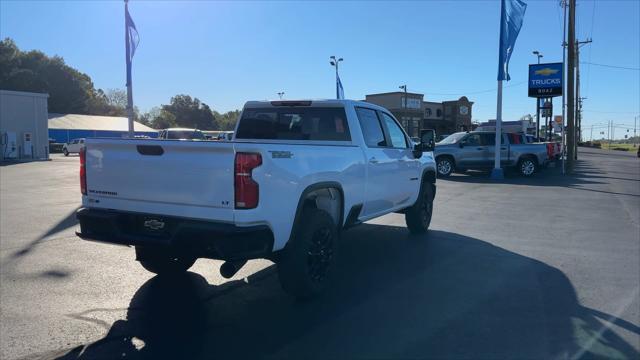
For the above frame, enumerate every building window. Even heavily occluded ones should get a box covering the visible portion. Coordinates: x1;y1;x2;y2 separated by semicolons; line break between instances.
412;120;421;136
425;108;432;117
436;109;442;117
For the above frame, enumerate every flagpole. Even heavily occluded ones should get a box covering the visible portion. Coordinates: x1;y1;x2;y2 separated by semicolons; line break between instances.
491;80;504;179
125;0;134;138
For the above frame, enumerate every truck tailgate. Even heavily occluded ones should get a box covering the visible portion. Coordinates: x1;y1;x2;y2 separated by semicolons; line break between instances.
84;139;235;222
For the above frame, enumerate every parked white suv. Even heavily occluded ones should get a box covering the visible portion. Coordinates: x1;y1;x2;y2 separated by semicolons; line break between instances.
76;100;437;298
62;138;84;156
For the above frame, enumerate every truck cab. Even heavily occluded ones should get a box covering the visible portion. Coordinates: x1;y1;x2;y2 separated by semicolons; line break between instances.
434;131;550;177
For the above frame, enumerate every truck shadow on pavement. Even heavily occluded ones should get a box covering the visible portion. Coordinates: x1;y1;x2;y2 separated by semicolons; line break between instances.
57;226;639;360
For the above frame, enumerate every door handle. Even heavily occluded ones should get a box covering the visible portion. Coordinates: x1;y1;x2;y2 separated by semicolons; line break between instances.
501;147;507;150
369;157;379;164
476;147;484;150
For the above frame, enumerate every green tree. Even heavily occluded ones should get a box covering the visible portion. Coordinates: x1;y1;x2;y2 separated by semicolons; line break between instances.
216;110;241;130
161;94;219;130
0;38;116;115
152;109;177;129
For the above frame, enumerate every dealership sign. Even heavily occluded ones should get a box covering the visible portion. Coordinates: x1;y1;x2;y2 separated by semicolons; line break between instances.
528;62;563;98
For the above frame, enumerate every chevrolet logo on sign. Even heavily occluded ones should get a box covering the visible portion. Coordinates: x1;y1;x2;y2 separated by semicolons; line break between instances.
534;68;560;76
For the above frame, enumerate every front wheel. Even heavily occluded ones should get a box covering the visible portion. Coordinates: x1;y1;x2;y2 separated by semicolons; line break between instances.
136;247;196;276
405;182;434;235
518;157;538;177
63;148;69;156
277;208;337;299
436;157;454;177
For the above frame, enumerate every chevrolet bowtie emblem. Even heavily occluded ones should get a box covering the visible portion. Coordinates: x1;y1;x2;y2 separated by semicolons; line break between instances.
534;68;559;76
144;219;165;230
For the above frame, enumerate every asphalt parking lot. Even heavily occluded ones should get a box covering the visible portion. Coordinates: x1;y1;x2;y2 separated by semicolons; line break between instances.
1;148;639;359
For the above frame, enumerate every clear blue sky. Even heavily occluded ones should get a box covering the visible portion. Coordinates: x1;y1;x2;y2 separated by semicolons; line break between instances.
2;0;639;139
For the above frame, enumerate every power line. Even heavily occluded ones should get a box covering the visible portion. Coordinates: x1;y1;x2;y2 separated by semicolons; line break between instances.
580;61;640;71
425;81;526;96
583;109;639;114
584;0;596;98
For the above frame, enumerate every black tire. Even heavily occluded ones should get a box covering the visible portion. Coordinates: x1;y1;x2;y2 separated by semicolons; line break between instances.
405;182;435;235
436;156;454;177
518;157;538;177
277;208;337;299
136;247;196;276
63;149;69;156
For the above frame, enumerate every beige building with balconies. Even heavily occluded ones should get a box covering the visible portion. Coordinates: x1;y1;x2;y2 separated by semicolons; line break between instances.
365;91;473;138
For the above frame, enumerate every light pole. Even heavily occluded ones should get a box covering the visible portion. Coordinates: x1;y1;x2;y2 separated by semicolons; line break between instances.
329;56;343;99
532;51;543;140
277;92;284;99
399;85;407;108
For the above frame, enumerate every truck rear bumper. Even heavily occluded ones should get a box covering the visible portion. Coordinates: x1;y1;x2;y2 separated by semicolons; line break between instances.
76;208;274;260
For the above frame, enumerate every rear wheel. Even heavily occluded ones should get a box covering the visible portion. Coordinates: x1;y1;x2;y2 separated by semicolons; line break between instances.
436;157;454;177
136;247;196;276
518;157;537;177
277;208;337;299
405;182;434;235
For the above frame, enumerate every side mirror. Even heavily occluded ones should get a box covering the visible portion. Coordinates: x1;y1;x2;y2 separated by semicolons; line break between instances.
420;129;436;152
459;141;465;148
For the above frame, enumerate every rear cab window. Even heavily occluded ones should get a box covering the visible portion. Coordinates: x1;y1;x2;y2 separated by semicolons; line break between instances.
236;107;350;141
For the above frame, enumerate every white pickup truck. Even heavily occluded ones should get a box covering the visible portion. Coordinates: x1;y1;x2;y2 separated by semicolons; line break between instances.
76;100;437;298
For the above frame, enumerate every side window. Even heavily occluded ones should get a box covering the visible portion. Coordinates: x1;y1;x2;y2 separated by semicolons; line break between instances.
480;133;495;146
80;139;84;144
464;134;481;146
355;107;386;147
379;112;408;148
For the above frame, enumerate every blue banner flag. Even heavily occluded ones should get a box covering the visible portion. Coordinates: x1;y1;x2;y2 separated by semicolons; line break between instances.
497;0;527;81
337;74;345;99
125;2;139;65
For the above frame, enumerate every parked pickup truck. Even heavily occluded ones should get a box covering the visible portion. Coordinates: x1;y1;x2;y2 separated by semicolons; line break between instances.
434;131;550;177
76;100;437;298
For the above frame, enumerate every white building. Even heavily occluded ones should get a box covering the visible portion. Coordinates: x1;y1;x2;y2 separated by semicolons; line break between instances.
0;90;50;160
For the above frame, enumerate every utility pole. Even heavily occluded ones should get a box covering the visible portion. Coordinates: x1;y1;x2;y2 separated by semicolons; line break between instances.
635;116;638;148
533;51;543;140
590;124;593;142
566;0;576;171
575;38;592;157
561;0;567;174
578;97;587;142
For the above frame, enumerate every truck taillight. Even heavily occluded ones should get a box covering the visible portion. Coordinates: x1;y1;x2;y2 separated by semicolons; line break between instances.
234;152;262;209
80;146;87;195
